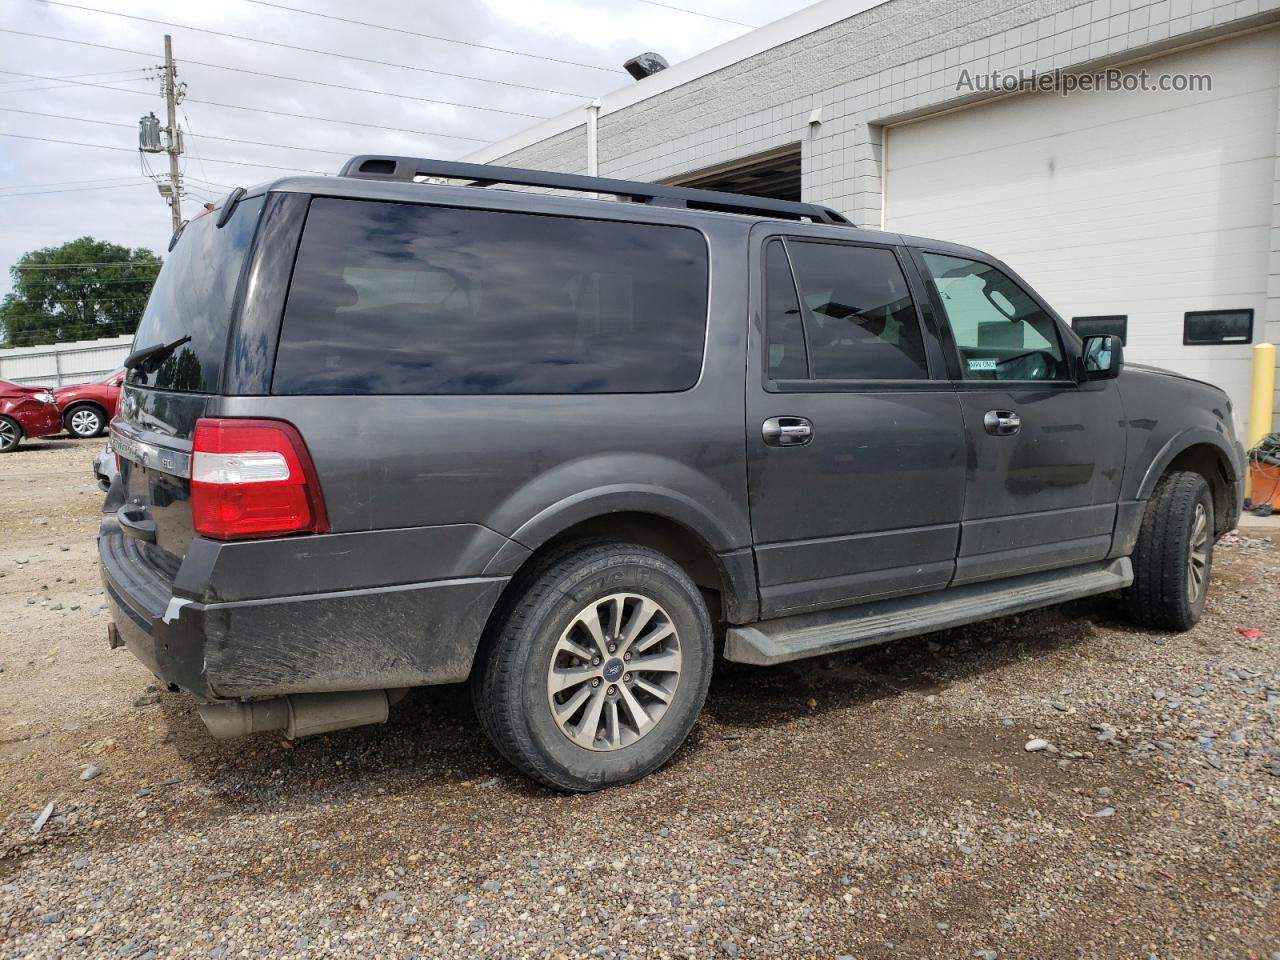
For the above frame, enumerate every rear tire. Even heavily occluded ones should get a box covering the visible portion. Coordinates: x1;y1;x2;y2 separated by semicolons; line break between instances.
1124;471;1214;631
65;405;106;438
472;541;713;792
0;416;21;453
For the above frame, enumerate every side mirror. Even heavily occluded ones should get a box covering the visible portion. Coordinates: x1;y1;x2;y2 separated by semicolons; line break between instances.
1081;334;1123;381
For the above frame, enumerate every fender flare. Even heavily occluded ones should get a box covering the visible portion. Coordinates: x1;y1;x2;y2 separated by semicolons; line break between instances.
486;484;758;623
507;484;743;554
1136;427;1242;501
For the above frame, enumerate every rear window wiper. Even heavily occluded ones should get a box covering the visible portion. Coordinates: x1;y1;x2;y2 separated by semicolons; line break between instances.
123;334;192;373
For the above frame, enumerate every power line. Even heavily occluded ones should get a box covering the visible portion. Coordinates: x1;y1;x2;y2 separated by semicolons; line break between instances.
0;28;551;120
630;0;757;27
0;69;490;144
185;97;488;144
0;131;333;175
0;105;356;158
240;0;621;74
184;175;237;191
0;76;156;96
0;66;153;89
0;175;145;189
0;183;155;198
19;3;596;98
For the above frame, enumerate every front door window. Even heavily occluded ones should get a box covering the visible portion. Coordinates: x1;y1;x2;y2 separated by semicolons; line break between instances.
921;253;1069;382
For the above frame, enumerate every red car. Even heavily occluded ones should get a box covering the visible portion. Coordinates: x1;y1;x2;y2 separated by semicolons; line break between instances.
54;369;124;439
0;379;63;453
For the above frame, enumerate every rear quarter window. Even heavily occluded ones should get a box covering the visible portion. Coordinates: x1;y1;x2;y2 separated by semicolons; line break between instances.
271;198;710;395
126;196;265;393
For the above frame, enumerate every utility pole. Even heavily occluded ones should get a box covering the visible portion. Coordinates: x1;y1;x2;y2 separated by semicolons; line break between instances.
162;34;182;232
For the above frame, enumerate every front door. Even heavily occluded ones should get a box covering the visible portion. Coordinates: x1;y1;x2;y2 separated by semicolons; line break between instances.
745;228;968;619
912;250;1126;584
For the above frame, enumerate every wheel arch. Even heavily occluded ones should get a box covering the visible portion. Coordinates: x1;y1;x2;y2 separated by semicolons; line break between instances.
1138;431;1240;536
483;500;758;631
62;399;108;429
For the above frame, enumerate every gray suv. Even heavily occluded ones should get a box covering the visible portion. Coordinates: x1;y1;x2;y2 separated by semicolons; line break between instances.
101;156;1245;791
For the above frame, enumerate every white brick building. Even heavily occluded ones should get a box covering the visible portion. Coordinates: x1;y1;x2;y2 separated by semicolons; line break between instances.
467;0;1280;433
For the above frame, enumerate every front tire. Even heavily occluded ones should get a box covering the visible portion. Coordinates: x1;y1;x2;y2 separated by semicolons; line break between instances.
65;405;106;438
1124;471;1214;631
472;542;713;792
0;416;21;453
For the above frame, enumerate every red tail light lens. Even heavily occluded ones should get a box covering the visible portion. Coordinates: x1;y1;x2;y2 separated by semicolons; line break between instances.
190;418;329;540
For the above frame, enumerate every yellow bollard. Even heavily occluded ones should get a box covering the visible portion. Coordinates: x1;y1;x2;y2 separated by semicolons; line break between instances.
1245;341;1276;502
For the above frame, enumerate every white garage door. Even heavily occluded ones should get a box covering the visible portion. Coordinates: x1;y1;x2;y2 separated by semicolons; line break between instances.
885;29;1279;430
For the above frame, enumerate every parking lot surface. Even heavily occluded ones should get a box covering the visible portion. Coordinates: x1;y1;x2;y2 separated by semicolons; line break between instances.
1;437;1278;959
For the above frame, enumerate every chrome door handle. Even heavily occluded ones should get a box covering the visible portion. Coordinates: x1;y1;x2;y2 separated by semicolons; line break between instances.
762;416;813;446
983;410;1021;436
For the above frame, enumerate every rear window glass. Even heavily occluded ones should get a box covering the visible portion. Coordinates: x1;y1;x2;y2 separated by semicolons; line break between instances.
126;196;264;393
271;198;709;395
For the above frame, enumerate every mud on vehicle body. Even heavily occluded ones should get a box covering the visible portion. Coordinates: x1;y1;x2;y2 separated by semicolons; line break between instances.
100;156;1245;791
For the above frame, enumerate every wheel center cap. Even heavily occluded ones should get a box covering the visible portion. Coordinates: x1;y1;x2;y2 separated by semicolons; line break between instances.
602;658;624;683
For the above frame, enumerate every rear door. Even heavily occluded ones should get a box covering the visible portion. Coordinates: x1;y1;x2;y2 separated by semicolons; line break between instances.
911;249;1126;584
745;227;968;619
110;194;267;582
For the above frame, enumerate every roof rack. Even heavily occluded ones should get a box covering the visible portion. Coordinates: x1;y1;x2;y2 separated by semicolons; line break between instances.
338;155;853;226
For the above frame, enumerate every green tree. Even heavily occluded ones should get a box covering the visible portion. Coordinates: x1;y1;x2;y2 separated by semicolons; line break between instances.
0;237;162;347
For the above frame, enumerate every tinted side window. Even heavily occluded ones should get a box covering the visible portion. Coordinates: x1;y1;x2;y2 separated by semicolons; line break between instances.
127;196;264;393
764;239;808;379
272;198;709;395
921;253;1069;382
786;241;929;381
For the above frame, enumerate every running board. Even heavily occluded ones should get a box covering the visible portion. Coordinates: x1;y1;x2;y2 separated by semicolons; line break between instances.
725;558;1133;666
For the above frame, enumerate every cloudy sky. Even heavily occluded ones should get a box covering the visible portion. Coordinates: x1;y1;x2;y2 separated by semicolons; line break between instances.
0;0;815;302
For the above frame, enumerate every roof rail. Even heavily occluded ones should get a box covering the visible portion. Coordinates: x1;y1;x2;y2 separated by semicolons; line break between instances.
338;155;853;226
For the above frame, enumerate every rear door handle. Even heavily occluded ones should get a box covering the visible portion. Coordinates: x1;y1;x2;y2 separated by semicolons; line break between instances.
762;416;813;447
983;410;1021;436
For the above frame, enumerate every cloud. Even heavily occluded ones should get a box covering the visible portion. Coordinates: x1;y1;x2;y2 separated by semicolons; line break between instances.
0;0;812;302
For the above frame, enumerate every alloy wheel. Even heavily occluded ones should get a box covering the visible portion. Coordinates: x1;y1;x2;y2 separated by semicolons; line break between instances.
545;592;682;751
1187;501;1209;603
0;419;17;451
70;409;102;437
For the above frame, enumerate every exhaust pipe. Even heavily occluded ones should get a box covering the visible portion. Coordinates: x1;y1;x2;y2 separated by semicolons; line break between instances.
198;689;392;740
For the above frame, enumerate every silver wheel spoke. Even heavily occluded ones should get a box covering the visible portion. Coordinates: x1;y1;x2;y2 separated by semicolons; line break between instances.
630;621;675;656
548;663;597;694
606;596;624;644
555;634;597;664
1186;503;1210;602
605;698;621;748
553;684;593;722
631;676;673;703
616;682;654;736
617;598;657;655
571;686;608;748
630;649;681;675
546;590;682;752
578;609;611;659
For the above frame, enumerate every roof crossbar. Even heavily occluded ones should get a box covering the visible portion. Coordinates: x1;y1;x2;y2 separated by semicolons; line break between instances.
338;155;853;226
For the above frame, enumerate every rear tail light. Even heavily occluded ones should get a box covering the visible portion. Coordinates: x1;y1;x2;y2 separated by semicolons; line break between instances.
190;418;329;540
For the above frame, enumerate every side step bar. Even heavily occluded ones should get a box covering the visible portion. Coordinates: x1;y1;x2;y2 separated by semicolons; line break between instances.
725;558;1133;666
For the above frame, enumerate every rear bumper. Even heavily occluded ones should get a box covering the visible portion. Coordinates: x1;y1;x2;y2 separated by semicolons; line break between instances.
99;518;508;700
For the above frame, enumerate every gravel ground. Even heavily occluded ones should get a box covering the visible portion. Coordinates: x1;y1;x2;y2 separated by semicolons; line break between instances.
1;436;1278;960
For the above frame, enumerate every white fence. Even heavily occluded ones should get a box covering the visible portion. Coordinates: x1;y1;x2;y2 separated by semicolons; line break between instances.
0;335;133;387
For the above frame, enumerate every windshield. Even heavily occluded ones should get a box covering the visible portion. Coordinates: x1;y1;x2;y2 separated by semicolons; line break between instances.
126;196;264;393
